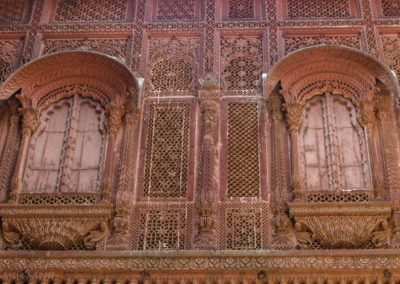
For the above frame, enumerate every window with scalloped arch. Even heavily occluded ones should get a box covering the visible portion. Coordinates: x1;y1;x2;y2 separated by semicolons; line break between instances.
299;92;372;202
22;94;106;198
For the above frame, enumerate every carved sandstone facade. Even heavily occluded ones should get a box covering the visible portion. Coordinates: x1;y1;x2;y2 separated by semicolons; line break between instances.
1;0;400;283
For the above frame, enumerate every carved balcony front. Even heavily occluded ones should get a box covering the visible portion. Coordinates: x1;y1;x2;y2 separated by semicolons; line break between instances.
0;204;112;250
289;202;392;249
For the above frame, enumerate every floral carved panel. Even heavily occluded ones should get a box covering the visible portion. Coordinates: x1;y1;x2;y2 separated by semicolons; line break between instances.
42;38;128;63
220;36;263;95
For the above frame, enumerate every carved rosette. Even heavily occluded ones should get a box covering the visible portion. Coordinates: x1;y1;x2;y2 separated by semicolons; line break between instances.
289;202;392;249
194;98;219;249
0;204;112;250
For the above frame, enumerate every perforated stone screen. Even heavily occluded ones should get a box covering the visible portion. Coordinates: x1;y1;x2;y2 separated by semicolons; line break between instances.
286;0;351;19
227;102;260;198
143;103;190;198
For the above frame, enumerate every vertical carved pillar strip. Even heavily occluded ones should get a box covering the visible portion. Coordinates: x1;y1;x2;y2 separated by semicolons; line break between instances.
283;102;303;202
376;93;400;200
0;99;20;203
108;107;139;249
269;94;294;249
101;105;125;202
8;107;39;203
358;99;385;200
194;98;219;249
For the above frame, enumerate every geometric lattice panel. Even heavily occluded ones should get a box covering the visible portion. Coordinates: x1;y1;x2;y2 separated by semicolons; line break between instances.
156;0;196;21
227;103;260;197
286;0;351;19
133;203;193;250
228;0;254;19
151;57;193;91
54;0;128;22
0;0;31;24
219;203;269;249
381;0;400;17
143;103;190;198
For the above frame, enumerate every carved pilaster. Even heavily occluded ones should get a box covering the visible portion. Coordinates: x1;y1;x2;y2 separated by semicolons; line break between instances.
101;105;125;202
283;102;303;202
376;91;400;201
268;94;295;249
194;98;219;249
0;99;20;203
358;98;385;200
107;107;139;250
8;107;39;203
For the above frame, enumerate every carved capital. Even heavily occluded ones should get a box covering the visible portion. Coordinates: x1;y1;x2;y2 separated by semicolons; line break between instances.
105;105;125;137
283;103;302;134
198;72;219;91
19;108;39;136
376;93;393;119
268;95;283;121
358;99;376;127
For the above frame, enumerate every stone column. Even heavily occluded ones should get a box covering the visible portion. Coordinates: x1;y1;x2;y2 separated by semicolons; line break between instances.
376;91;400;201
283;102;303;202
108;107;139;249
194;98;219;249
101;105;125;202
8;107;39;203
358;98;385;200
269;94;294;249
0;99;20;202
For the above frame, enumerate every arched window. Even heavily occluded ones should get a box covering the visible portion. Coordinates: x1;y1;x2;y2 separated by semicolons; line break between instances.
22;95;106;194
299;92;370;192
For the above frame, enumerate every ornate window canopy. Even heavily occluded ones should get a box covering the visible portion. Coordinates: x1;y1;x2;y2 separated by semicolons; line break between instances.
265;45;400;103
0;51;142;110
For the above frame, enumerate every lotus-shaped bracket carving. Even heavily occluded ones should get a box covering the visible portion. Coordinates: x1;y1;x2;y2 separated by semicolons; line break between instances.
0;204;112;250
289;202;392;249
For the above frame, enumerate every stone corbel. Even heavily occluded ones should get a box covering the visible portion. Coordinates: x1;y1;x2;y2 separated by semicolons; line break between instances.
0;204;112;250
289;202;392;249
101;104;125;202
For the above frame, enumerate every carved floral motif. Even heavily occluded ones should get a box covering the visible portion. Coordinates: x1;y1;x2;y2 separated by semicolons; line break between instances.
0;204;112;250
289;202;392;249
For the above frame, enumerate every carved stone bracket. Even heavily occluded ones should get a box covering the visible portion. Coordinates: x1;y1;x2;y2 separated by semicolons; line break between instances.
0;204;112;250
289;202;392;249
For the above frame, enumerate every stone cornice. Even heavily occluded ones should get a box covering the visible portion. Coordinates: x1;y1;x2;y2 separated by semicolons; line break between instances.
1;249;400;272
